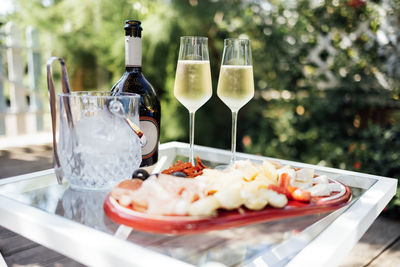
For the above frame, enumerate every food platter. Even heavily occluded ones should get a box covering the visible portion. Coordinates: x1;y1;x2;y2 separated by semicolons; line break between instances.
103;179;351;235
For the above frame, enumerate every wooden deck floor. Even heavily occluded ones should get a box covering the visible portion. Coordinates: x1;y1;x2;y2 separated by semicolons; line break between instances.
0;144;399;267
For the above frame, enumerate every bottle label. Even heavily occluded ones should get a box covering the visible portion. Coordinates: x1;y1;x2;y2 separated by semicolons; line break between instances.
125;36;142;67
140;116;159;159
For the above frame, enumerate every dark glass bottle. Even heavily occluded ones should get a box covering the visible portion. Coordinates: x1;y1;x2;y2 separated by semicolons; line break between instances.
111;20;161;167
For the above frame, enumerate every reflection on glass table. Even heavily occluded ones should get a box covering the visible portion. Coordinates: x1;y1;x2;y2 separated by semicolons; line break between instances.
0;142;396;267
3;177;365;266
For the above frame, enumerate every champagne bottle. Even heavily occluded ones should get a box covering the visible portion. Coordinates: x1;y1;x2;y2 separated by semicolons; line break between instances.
111;20;161;167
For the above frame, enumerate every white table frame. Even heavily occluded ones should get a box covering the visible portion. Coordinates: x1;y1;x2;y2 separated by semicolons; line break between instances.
0;142;397;267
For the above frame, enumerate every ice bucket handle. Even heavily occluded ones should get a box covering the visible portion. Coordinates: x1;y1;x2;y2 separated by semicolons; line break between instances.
46;57;71;184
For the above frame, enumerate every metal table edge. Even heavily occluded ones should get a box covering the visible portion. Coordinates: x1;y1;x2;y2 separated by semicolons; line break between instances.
0;194;194;267
0;168;55;185
286;175;397;267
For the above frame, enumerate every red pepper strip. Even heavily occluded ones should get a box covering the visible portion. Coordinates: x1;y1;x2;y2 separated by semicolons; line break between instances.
162;157;208;178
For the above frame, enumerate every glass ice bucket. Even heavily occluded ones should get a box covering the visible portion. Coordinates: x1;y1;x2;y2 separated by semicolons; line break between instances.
47;58;142;190
57;92;142;190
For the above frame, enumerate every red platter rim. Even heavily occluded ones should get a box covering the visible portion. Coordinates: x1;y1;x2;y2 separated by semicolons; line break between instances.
104;181;352;235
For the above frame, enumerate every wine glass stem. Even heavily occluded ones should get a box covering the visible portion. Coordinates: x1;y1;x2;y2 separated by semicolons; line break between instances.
231;111;238;165
189;111;195;165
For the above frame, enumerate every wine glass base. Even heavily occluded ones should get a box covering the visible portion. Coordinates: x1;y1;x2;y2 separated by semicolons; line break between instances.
214;164;231;170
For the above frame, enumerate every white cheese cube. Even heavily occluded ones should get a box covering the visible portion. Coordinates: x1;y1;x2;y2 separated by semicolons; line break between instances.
295;168;314;182
314;175;329;184
307;184;330;197
328;182;342;192
291;180;313;190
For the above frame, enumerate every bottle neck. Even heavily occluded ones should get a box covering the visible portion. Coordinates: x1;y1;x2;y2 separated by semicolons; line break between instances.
125;36;142;67
125;66;142;72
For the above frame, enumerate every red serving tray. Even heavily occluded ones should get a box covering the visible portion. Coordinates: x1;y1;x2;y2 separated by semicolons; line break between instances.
104;182;351;235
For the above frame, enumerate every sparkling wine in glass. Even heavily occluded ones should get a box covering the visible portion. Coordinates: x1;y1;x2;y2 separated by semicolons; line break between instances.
217;38;254;165
174;36;212;165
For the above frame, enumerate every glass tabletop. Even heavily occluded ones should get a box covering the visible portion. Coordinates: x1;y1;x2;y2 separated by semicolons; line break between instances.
0;142;392;267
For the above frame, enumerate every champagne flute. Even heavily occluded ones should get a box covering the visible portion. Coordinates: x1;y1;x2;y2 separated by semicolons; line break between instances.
217;38;254;165
174;36;212;165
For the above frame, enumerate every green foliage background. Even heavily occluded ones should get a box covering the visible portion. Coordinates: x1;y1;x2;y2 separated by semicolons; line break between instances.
4;0;400;208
